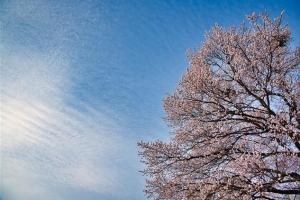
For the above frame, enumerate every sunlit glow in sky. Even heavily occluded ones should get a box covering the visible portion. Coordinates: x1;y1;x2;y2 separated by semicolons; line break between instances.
1;0;299;199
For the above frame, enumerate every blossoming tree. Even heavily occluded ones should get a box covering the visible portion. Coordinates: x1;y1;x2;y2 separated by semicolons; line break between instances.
138;11;300;199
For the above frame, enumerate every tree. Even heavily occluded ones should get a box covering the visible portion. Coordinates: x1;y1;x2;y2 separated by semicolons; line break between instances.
138;11;300;200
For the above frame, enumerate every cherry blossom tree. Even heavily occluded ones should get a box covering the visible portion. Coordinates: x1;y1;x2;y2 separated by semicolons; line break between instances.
138;11;300;200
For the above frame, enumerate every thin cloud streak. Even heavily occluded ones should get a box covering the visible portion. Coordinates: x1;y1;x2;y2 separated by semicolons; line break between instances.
1;61;135;199
1;1;139;199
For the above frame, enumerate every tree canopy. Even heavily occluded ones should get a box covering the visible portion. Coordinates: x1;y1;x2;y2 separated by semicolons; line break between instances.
138;11;300;200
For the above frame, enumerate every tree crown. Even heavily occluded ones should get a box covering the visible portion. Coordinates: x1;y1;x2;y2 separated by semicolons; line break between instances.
139;11;300;200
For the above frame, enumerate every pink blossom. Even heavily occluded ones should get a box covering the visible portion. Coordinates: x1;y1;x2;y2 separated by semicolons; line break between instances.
138;11;300;200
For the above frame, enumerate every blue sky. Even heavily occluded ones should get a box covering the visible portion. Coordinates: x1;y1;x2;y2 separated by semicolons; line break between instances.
1;0;299;199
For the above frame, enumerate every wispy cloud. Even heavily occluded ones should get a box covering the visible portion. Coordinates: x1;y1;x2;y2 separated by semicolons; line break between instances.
1;43;137;200
1;1;140;199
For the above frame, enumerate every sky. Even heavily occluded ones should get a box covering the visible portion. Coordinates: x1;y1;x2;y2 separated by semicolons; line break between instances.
1;0;299;200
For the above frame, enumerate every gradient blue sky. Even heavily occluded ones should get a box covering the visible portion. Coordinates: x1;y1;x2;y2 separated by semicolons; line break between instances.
1;0;299;200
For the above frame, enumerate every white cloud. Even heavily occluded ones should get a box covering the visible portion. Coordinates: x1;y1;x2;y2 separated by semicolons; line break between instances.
0;1;136;199
0;0;149;200
1;48;133;198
